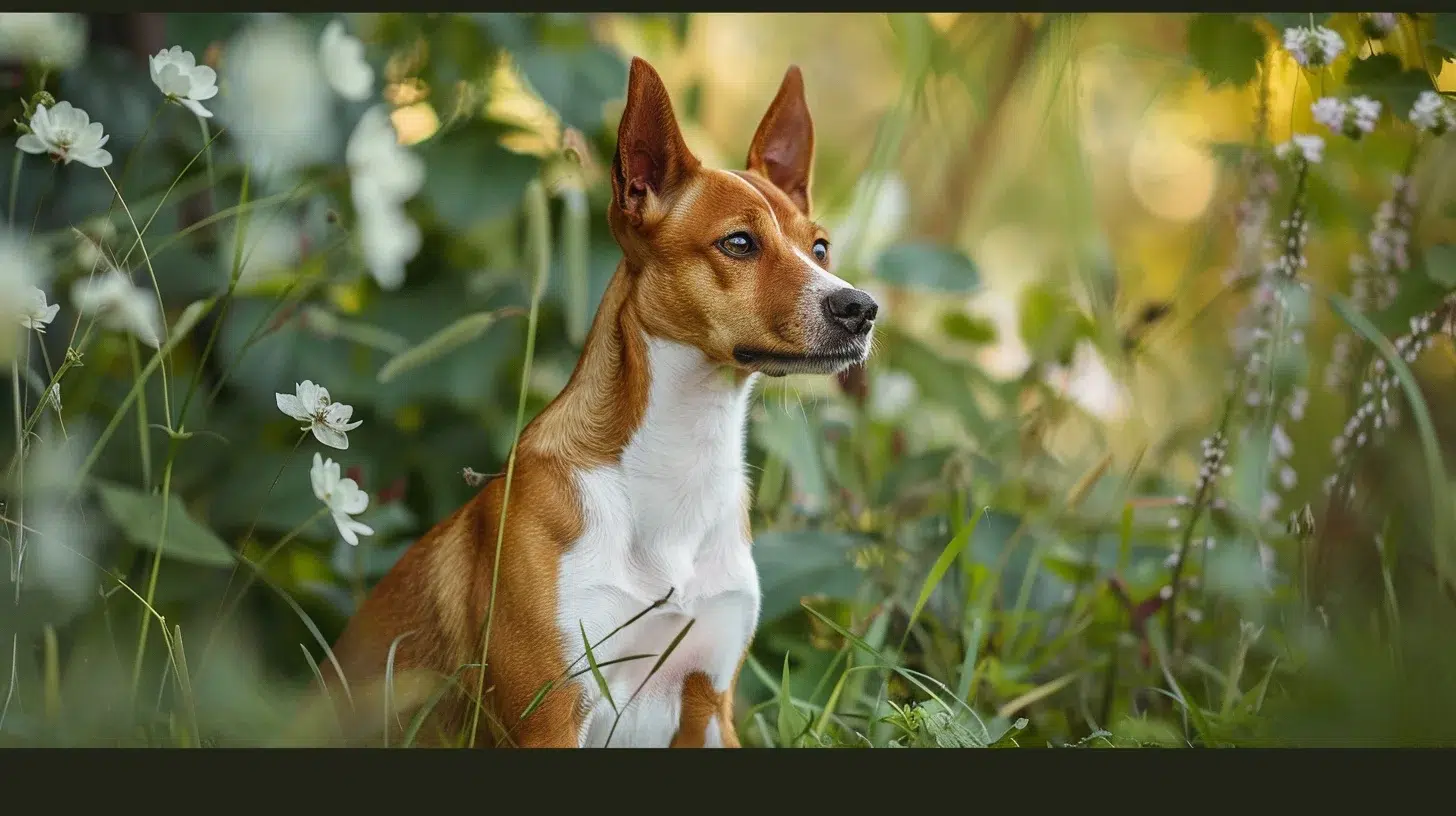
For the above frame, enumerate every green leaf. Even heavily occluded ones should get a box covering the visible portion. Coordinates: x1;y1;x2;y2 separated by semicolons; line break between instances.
880;325;996;433
873;242;981;293
515;43;630;133
753;530;869;622
94;482;235;569
940;311;997;345
1187;14;1267;88
1426;244;1456;289
1345;54;1436;117
776;654;810;747
1018;283;1093;365
377;308;523;383
875;448;958;507
418;121;541;232
753;400;829;513
1431;14;1456;57
580;622;617;714
907;507;987;633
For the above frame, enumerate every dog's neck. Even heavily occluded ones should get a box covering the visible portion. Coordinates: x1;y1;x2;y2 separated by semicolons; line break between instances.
521;262;757;473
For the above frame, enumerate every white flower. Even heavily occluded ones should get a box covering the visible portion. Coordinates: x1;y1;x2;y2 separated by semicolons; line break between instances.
20;286;59;332
1409;90;1455;136
1312;96;1381;139
1282;26;1344;69
347;106;424;205
149;45;219;119
0;229;47;363
25;432;95;607
347;106;424;289
0;13;86;69
275;379;363;450
70;266;162;348
16;101;113;168
310;452;374;545
354;201;421;291
318;19;374;102
1350;96;1381;133
1274;133;1324;164
220;18;336;178
1310;97;1347;133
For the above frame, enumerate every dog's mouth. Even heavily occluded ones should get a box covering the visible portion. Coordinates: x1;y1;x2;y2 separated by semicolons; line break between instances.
732;343;868;377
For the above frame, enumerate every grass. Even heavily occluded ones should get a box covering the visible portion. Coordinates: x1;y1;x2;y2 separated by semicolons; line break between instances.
3;11;1456;748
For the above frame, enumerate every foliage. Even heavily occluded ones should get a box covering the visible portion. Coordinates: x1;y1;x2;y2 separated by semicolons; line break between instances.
2;11;1456;748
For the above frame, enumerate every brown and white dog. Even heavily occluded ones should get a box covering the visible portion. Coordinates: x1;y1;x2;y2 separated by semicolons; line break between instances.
319;57;879;748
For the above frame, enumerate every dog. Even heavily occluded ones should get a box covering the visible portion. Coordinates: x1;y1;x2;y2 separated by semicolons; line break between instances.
316;56;879;748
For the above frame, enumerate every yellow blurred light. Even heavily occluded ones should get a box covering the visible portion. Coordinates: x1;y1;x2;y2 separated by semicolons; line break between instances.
1127;111;1216;224
1439;60;1456;92
485;56;561;156
927;13;959;32
390;101;439;146
328;283;364;315
384;78;428;106
394;404;423;433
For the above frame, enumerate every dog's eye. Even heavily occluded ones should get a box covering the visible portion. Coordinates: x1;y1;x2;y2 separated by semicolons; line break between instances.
717;232;758;258
812;239;830;263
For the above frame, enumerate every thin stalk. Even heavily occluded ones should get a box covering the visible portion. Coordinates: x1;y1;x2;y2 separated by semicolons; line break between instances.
204;507;332;662
212;430;308;618
469;181;551;747
129;458;175;705
127;339;154;488
100;168;173;424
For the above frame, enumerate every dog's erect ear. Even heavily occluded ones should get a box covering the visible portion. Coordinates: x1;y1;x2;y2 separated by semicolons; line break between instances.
746;66;815;216
611;57;700;225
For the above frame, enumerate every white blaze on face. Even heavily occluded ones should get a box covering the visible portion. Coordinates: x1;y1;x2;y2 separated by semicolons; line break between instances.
791;245;855;347
716;170;855;346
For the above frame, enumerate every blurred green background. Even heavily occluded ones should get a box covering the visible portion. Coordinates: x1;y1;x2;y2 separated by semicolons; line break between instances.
2;12;1456;747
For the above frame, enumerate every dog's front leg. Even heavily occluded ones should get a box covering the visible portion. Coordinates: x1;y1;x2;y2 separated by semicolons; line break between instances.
509;686;586;748
670;664;743;747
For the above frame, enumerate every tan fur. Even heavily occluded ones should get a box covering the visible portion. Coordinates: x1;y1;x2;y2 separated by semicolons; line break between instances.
316;57;847;748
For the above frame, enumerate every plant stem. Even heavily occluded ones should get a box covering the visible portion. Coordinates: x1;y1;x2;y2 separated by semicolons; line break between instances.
101;168;174;424
129;457;174;706
213;430;308;615
201;507;332;672
128;339;154;488
469;180;551;747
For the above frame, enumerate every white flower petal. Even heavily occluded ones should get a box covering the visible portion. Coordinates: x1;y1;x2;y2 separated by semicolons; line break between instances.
309;452;329;502
275;392;309;421
73;147;113;169
336;482;369;515
296;380;326;411
178;97;213;118
314;423;350;450
15;133;47;154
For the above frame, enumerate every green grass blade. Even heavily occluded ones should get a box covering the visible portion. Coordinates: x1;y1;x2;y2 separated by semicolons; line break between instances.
580;621;616;714
907;506;987;634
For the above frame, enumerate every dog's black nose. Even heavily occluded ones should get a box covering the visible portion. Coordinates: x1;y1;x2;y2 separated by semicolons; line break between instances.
823;288;879;336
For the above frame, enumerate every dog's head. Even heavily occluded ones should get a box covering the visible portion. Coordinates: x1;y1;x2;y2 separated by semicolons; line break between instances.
607;57;877;377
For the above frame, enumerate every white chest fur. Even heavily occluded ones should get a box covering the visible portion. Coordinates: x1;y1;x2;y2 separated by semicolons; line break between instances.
555;338;762;748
